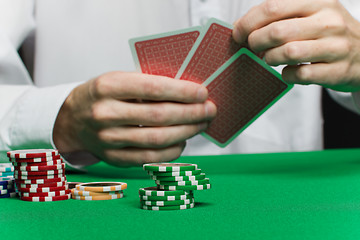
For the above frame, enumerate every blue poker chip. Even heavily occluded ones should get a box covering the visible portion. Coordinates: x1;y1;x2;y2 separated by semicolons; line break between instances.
0;177;15;186
0;188;16;195
0;183;15;190
0;191;18;198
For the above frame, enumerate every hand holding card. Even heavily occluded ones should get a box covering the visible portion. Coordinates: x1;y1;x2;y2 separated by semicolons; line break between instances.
129;18;292;148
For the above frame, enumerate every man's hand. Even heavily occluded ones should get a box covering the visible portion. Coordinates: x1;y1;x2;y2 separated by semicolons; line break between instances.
233;0;360;92
53;72;216;167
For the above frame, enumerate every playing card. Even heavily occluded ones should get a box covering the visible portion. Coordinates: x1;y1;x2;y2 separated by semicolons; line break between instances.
129;27;201;78
202;48;293;147
175;18;247;83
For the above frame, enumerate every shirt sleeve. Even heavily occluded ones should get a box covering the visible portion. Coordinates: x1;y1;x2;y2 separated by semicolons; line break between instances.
0;0;99;169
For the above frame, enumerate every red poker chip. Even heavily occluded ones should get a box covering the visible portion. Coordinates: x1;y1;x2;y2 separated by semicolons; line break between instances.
18;185;68;193
16;177;66;185
14;169;65;176
17;181;67;189
13;159;63;167
7;149;59;159
9;155;61;163
20;194;71;202
14;174;65;180
19;189;71;197
15;163;65;172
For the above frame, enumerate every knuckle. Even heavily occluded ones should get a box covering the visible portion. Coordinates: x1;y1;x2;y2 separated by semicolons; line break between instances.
146;130;167;146
269;23;287;44
263;0;281;17
147;105;167;123
143;78;164;98
142;150;161;164
97;129;112;143
91;101;109;122
296;66;312;82
324;12;346;33
284;43;301;62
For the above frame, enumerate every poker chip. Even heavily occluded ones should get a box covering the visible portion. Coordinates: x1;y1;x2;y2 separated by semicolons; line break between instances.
139;194;193;201
159;183;211;191
16;177;66;185
12;159;63;167
20;194;71;202
147;169;202;177
7;149;59;159
0;184;13;190
71;189;123;197
0;192;18;198
155;178;210;186
14;173;64;180
140;198;194;206
0;165;14;172
139;162;211;210
141;202;195;211
18;181;67;189
0;177;15;185
139;186;190;197
20;189;71;197
0;172;14;177
15;163;65;172
151;173;206;181
76;182;127;192
72;193;124;201
9;155;61;164
14;169;64;176
143;163;197;172
18;185;68;193
7;149;69;202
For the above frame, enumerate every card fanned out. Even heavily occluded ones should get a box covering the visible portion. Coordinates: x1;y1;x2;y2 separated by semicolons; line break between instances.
129;27;201;78
129;18;293;148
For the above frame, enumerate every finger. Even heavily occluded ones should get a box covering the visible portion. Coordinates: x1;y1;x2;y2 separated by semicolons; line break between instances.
248;10;346;52
102;142;186;167
92;100;217;126
233;0;328;43
97;123;208;148
282;62;360;91
92;72;208;103
264;37;349;66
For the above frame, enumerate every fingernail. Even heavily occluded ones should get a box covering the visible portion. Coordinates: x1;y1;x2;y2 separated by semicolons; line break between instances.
196;87;208;102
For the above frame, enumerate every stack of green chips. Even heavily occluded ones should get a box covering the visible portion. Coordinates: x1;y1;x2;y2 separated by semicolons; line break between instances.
139;163;211;211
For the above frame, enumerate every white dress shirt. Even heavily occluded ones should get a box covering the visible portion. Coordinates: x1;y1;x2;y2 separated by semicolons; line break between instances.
0;0;359;166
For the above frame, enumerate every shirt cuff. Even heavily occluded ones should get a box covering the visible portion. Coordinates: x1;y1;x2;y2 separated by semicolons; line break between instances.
8;82;99;170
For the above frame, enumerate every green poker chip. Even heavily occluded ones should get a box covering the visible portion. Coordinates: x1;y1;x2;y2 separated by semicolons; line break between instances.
148;169;202;177
141;202;195;211
155;178;210;186
151;173;206;182
139;193;193;201
139;186;191;197
143;163;197;172
159;183;211;191
140;197;194;206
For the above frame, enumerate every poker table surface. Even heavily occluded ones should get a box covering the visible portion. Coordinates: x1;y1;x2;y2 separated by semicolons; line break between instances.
2;148;360;240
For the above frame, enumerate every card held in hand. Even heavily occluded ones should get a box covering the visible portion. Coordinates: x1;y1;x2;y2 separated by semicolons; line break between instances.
129;27;201;78
202;48;293;147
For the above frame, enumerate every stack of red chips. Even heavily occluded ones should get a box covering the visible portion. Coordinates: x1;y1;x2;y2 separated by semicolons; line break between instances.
7;149;70;202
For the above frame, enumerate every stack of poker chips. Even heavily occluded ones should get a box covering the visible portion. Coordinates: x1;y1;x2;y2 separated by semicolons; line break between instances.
71;182;127;200
7;149;70;202
0;163;18;198
139;163;211;211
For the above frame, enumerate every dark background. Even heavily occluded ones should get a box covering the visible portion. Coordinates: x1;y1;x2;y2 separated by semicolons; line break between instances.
322;88;360;149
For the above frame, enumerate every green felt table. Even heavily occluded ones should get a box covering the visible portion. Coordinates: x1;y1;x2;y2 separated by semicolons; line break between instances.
2;149;360;240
